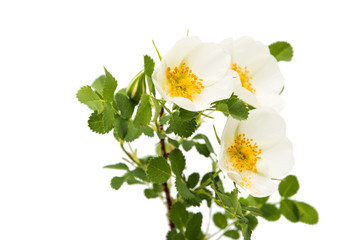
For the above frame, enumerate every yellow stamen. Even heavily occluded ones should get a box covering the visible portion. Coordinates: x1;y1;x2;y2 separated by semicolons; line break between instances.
226;133;261;174
165;63;204;101
231;64;255;94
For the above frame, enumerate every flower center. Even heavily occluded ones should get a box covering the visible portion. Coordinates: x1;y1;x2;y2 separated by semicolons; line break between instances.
231;64;255;94
226;133;261;173
165;63;204;101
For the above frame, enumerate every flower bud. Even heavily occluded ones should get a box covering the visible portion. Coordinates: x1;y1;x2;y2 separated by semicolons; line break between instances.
126;70;146;103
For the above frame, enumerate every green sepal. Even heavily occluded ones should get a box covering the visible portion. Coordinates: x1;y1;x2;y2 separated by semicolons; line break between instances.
126;70;146;103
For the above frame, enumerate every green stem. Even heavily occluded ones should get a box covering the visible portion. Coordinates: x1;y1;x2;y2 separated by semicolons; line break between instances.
120;142;140;166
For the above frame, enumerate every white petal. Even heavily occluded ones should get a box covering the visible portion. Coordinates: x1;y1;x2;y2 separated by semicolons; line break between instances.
234;84;258;107
220;116;241;148
163;36;201;68
231;37;270;67
239;108;286;149
152;63;171;101
226;171;277;197
193;69;237;106
184;43;231;85
172;97;203;112
257;137;294;178
250;56;284;94
256;92;285;112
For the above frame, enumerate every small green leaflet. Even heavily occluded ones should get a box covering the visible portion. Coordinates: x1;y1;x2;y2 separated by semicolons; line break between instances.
133;94;152;126
144;188;158;199
279;175;300;198
169;112;197;138
268;41;293;62
280;199;299;222
103;102;115;132
260;204;281;221
146;157;171;184
170;202;189;229
91;75;106;96
115;91;136;119
88;112;112;134
144;55;156;96
213;212;227;229
185;212;203;240
224;230;240;239
169;149;186;177
167;230;185;240
103;67;118;102
110;176;126;190
296;202;319;224
103;162;129;170
76;85;104;113
187;172;200;189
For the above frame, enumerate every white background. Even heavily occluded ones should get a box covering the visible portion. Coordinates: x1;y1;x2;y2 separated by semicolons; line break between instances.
1;0;359;239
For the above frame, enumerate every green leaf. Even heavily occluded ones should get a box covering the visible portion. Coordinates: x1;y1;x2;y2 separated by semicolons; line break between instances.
261;204;281;221
178;108;199;120
195;143;210;157
279;175;299;198
242;224;252;240
224;230;240;239
133;94;152;126
144;55;156;96
77;86;104;113
115;91;136;119
103;67;118;102
296;202;319;224
192;134;214;153
130;167;148;182
103;162;129;170
168;137;180;148
124;120;142;142
170;112;197;138
182;140;195;151
269;41;293;62
170;202;189;229
144;188;158;199
91;75;106;95
167;230;185;240
140;125;154;137
88;112;111;134
280;199;299;222
185;212;203;240
245;214;258;231
146;156;171;184
227;97;249;120
169;149;186;177
213;212;227;229
187;173;200;189
110;176;126;190
103;102;115;132
113;115;129;140
246;195;269;208
175;177;198;201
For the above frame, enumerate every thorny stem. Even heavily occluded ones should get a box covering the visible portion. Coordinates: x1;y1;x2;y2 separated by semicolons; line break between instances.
159;107;175;230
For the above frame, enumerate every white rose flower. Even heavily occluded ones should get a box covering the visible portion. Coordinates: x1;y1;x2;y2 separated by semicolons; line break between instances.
152;36;238;112
219;108;294;197
221;37;285;112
